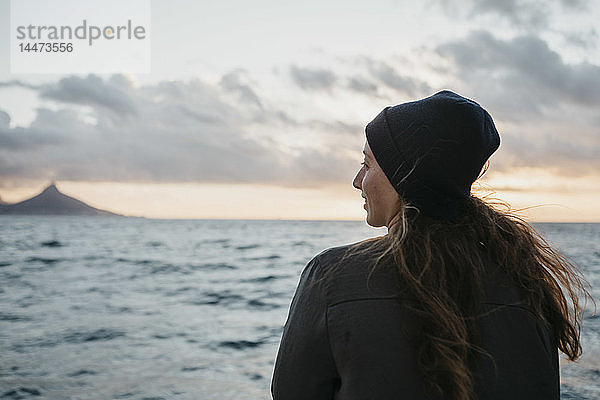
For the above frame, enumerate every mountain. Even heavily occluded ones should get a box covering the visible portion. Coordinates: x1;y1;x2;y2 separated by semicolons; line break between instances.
0;183;120;216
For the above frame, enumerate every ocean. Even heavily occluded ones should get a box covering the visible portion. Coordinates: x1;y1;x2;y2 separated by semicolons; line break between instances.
0;217;598;399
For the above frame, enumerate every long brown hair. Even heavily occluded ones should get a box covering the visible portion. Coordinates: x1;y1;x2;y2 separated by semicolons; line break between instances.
358;194;591;399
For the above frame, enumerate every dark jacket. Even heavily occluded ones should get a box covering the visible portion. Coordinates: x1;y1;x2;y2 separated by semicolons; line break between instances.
272;242;559;399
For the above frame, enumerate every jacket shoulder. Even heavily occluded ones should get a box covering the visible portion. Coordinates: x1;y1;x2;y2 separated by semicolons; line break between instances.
308;239;383;275
305;239;400;305
298;243;354;283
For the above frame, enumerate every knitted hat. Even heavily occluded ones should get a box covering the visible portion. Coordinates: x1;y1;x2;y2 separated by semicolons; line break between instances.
365;90;500;219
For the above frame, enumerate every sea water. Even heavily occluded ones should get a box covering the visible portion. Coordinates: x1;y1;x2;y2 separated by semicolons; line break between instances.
0;217;598;399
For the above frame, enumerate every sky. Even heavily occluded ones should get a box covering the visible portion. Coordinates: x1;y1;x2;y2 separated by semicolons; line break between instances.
0;0;599;221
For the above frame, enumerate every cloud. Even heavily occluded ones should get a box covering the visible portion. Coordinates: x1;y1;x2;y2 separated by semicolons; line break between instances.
0;110;9;128
346;76;378;96
469;0;550;30
0;80;43;90
0;108;72;151
39;75;137;117
437;31;600;109
219;69;263;110
289;60;431;98
562;28;598;49
558;0;589;10
289;65;337;90
431;0;591;32
1;37;597;190
436;30;600;176
364;59;431;97
0;74;357;187
306;119;363;137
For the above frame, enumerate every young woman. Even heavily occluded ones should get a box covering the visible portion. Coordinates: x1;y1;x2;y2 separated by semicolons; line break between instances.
271;91;589;400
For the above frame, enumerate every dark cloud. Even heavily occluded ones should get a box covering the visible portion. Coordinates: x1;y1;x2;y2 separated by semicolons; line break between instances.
432;0;591;31
469;0;549;29
0;74;357;186
39;75;137;117
436;30;600;176
0;125;63;151
346;76;378;96
1;40;597;188
0;108;72;151
437;31;600;108
219;69;263;109
0;80;43;90
289;60;429;98
0;110;9;128
364;59;431;96
494;125;599;176
562;28;598;49
289;66;337;90
559;0;589;10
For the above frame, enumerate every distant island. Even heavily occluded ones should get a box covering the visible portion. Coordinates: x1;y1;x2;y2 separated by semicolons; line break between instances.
0;183;120;216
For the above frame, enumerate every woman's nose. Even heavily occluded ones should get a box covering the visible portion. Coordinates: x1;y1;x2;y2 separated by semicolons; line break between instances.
352;169;363;190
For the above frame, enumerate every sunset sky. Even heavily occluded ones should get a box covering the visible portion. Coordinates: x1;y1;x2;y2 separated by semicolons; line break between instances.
0;0;599;221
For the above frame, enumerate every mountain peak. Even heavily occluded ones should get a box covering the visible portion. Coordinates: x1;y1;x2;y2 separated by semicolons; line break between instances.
0;182;119;216
41;182;60;194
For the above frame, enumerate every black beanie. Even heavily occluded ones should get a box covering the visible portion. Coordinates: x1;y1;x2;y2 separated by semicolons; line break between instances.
365;90;500;219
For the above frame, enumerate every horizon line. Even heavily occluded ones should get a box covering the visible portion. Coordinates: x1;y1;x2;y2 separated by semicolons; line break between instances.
1;215;599;224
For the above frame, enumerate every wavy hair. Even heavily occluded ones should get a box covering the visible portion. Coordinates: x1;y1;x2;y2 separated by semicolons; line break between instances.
356;194;591;399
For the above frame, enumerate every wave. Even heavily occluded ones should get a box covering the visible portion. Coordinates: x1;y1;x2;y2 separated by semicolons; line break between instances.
13;328;126;352
198;238;230;245
242;254;281;261
188;262;237;271
63;328;126;344
242;275;282;283
181;366;206;372
247;298;281;310
115;258;190;275
218;339;266;350
164;287;193;297
192;291;244;306
0;312;32;322
17;294;40;307
149;264;185;275
67;369;97;377
1;387;42;398
151;334;171;340
246;372;264;381
40;240;63;247
116;257;153;265
25;256;62;264
235;244;260;250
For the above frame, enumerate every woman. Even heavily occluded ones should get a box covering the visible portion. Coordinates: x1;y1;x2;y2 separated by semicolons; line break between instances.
271;91;588;400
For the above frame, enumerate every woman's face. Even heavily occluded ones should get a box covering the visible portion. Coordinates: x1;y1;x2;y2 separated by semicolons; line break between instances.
352;141;401;228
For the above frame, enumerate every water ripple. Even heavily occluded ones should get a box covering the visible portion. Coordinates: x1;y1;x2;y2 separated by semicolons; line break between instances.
40;240;63;247
1;386;42;398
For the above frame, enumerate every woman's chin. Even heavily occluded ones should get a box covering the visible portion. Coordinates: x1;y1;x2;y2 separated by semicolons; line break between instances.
366;214;385;228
